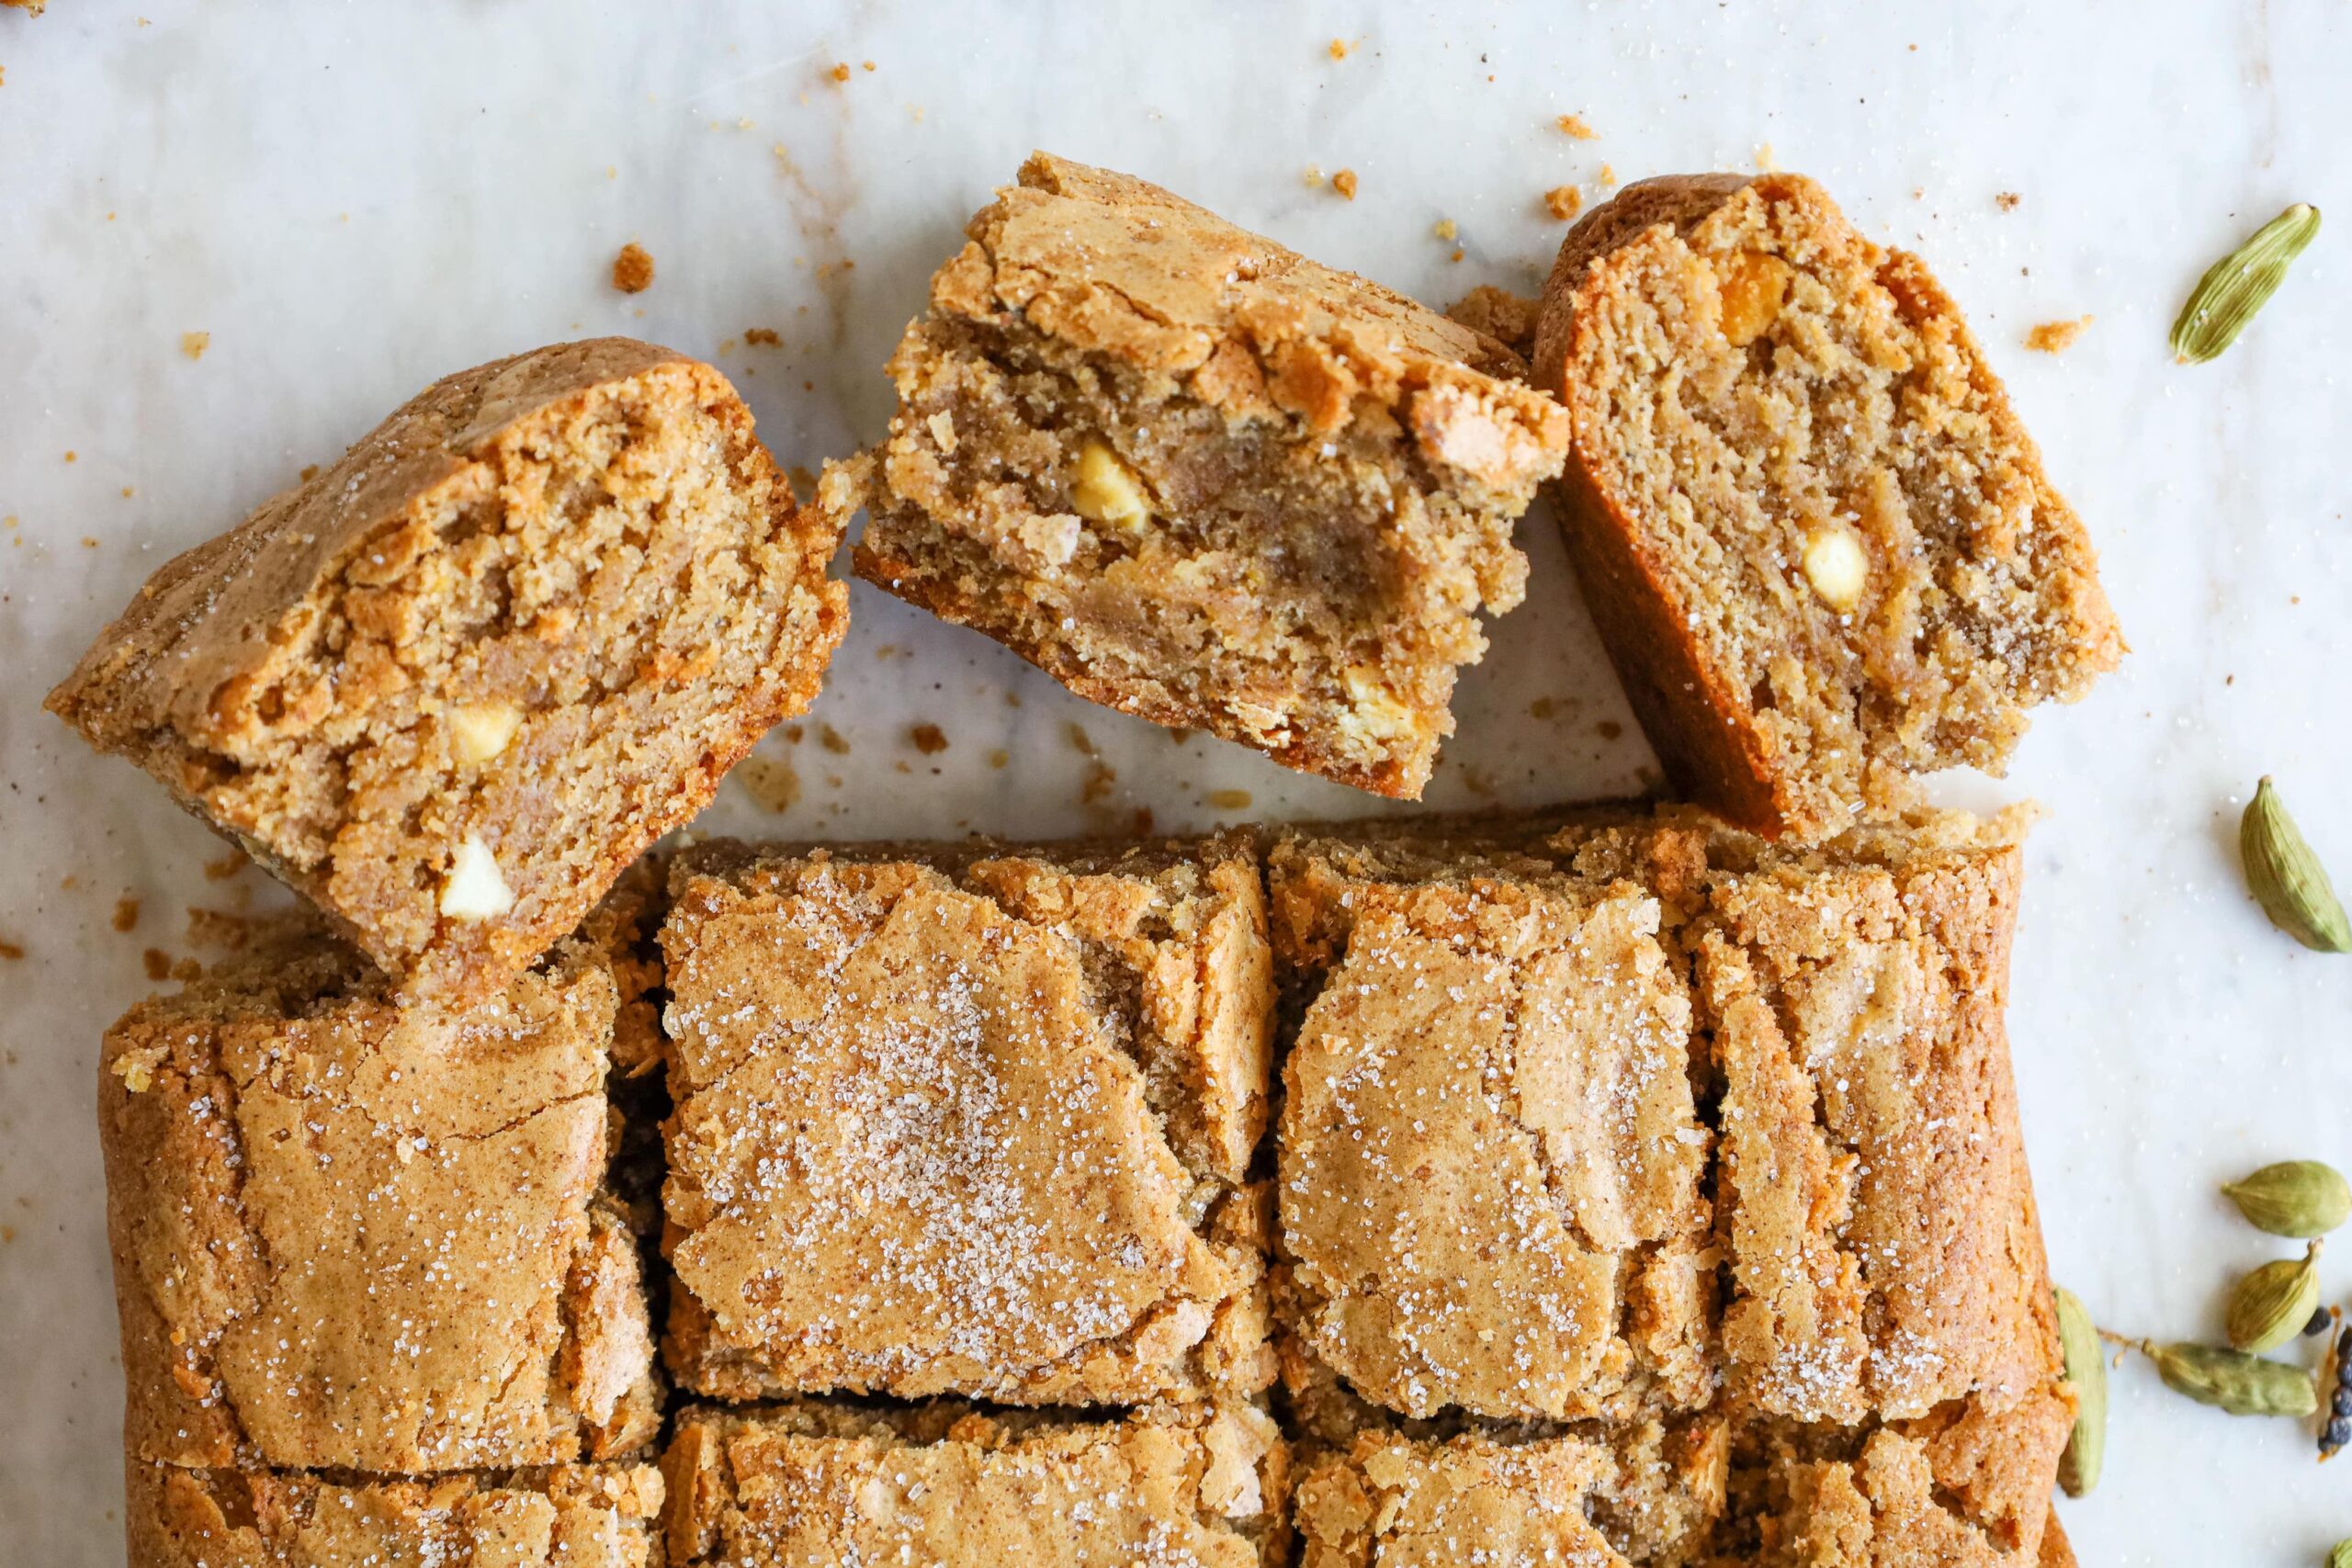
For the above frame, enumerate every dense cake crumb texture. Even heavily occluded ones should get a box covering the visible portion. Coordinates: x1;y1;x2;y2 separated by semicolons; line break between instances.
48;337;848;1005
1533;174;2121;838
839;152;1568;798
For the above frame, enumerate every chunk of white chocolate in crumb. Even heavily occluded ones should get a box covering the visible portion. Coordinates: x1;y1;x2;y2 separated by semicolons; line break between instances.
1069;439;1150;529
438;832;515;920
447;702;523;764
1801;526;1868;611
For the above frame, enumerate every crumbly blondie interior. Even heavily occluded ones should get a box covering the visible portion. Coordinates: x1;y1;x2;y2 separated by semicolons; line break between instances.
657;834;1277;1405
98;916;662;1473
662;1400;1287;1566
1537;175;2120;837
128;1460;663;1568
48;339;847;1005
1269;806;2074;1565
839;152;1567;798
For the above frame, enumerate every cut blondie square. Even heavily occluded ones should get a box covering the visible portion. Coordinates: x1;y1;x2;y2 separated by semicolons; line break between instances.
662;1401;1287;1566
659;833;1277;1404
1532;175;2122;839
128;1461;663;1568
98;907;662;1474
49;338;848;1005
835;152;1569;798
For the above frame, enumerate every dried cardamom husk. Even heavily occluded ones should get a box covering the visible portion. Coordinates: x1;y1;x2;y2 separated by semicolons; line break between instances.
2242;778;2352;953
2140;1339;2317;1417
2224;1159;2352;1238
2328;1540;2352;1568
2227;1241;2325;1352
2171;204;2322;363
2052;1286;2106;1496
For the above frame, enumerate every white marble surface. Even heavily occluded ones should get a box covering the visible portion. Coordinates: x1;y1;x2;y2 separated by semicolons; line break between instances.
5;2;2350;1560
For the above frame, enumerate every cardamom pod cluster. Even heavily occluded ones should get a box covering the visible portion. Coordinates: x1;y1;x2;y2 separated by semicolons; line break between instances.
2241;777;2352;953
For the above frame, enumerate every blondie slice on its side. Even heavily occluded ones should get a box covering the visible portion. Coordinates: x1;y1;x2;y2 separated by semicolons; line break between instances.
1268;807;2075;1567
1532;175;2121;839
128;1461;663;1568
662;1402;1287;1566
836;152;1568;799
98;912;663;1475
658;834;1277;1405
49;338;848;1006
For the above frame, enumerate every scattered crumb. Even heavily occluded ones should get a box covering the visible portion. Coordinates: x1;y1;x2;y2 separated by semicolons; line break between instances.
987;748;1010;770
830;62;852;83
1460;766;1498;798
1544;184;1584;220
1555;113;1598;140
142;948;172;980
1080;760;1118;805
744;327;781;346
1131;807;1156;837
909;722;949;755
112;896;141;933
737;757;802;813
611;242;655;294
82;536;99;548
1996;191;2022;212
1432;218;1458;243
0;937;22;961
299;464;319;482
1754;143;1779;173
2025;316;2094;354
187;908;263;952
179;331;209;360
63;450;76;463
1302;164;1324;188
174;956;203;982
1448;249;1464;264
787;464;818;495
1598;164;1618;187
819;723;851;755
1530;696;1557;720
1331;169;1359;201
1067;722;1100;757
1597;719;1624;740
121;486;135;498
203;851;248;881
1206;789;1253;811
1327;38;1350;60
862;60;876;73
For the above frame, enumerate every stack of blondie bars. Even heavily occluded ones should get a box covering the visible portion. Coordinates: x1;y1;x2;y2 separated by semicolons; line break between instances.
51;153;2116;1566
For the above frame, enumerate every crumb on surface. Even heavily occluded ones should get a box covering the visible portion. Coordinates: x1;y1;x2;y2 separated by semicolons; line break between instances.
1996;191;2022;211
179;332;209;360
1302;164;1324;188
987;748;1010;769
1555;113;1597;139
1598;163;1618;186
909;722;949;754
736;756;801;813
141;948;172;980
830;62;852;83
1327;38;1349;59
862;60;876;72
203;851;248;882
819;723;850;755
1206;789;1252;810
113;896;141;933
1432;219;1457;242
1331;168;1359;200
611;243;655;294
1080;760;1117;804
299;464;319;481
0;937;22;961
744;327;781;346
1544;184;1583;220
2024;316;2093;354
1755;143;1779;172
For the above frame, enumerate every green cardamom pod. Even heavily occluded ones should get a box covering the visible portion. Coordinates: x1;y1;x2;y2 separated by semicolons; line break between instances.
2223;1159;2352;1238
2331;1540;2352;1568
2171;204;2322;363
2052;1285;2106;1496
2141;1339;2317;1417
2226;1241;2325;1352
2243;777;2352;953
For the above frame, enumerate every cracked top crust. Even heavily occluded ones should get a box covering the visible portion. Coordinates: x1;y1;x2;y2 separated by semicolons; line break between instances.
662;1401;1287;1566
657;835;1277;1405
129;1461;663;1568
98;922;661;1473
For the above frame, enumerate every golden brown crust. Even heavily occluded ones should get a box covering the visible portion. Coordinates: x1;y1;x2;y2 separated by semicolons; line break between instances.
126;1461;663;1568
48;338;848;1006
841;152;1567;800
663;1401;1287;1566
657;833;1276;1405
1532;174;2122;839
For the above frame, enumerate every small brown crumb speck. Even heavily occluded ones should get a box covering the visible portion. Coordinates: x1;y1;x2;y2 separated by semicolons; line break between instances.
2025;316;2093;354
180;332;210;360
1996;191;2022;212
1530;697;1557;720
0;937;23;961
1597;719;1624;740
819;724;850;755
987;748;1010;770
63;450;76;463
1328;38;1349;60
1555;113;1598;139
909;722;949;755
830;62;852;83
1544;185;1583;220
120;486;135;499
142;948;172;980
1598;163;1617;187
203;851;247;881
1067;723;1099;757
1080;761;1118;804
1331;169;1359;201
737;757;801;813
112;896;141;933
1206;789;1253;811
187;908;262;952
299;464;319;482
1432;219;1457;243
172;956;203;982
612;243;655;294
744;327;781;346
861;60;876;72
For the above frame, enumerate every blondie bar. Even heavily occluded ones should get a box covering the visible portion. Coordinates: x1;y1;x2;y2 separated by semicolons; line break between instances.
98;908;662;1474
128;1461;662;1568
50;338;847;1005
835;153;1568;798
662;1401;1286;1566
1532;175;2121;838
658;833;1276;1404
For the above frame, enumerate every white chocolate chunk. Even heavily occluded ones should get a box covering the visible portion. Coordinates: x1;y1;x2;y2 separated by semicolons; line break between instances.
447;701;523;764
1340;665;1418;743
438;832;515;920
1069;438;1150;529
1801;527;1869;611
